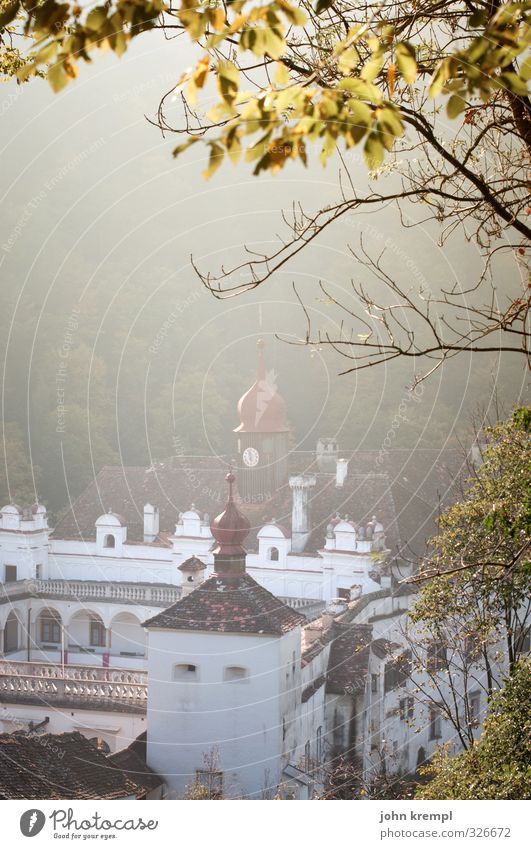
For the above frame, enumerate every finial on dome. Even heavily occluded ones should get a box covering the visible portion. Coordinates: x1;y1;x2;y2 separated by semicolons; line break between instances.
210;473;250;561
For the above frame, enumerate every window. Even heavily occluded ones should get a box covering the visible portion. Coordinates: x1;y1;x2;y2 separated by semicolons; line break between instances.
429;706;442;740
464;634;480;663
268;547;279;562
384;652;411;692
35;564;42;580
224;666;248;682
399;696;415;720
469;691;481;726
515;626;530;655
416;747;426;769
371;674;379;694
304;741;311;773
337;587;350;600
427;641;447;671
89;737;110;754
316;727;323;761
4;613;18;653
173;663;198;681
103;534;115;549
5;564;17;583
195;769;223;798
90;619;106;647
40;613;61;644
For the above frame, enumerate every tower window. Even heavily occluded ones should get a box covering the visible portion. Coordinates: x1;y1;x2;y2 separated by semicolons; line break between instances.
173;663;198;681
103;534;115;549
224;666;248;682
429;706;442;740
5;564;17;583
268;547;279;562
469;691;481;726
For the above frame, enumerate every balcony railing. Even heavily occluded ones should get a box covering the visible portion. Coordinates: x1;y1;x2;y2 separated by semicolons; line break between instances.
0;660;147;709
0;579;182;607
0;579;324;618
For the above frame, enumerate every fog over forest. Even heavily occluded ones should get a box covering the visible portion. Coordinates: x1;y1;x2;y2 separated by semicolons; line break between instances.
1;31;528;519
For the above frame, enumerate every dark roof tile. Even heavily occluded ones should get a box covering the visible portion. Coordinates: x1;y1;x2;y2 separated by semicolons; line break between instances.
143;572;305;635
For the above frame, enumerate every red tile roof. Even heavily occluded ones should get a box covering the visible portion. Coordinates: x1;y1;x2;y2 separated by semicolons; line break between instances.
51;449;464;558
143;572;305;635
0;731;152;799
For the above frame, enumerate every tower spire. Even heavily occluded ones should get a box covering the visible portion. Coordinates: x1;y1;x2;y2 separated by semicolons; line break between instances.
210;473;250;575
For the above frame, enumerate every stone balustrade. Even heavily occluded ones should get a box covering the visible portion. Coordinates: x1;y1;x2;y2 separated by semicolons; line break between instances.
0;659;147;709
0;579;323;618
0;579;182;607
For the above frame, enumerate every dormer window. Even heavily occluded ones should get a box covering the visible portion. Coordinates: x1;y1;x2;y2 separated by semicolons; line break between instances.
103;534;115;549
268;547;279;562
173;663;198;681
224;666;248;682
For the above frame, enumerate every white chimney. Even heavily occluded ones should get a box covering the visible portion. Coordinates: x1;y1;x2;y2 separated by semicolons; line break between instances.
336;458;348;487
143;503;159;543
289;475;316;553
178;556;206;597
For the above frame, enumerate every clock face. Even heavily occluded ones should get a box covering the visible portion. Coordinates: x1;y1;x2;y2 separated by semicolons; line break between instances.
242;447;260;467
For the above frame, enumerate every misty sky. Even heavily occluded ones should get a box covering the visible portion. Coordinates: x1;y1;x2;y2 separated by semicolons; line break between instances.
1;30;528;493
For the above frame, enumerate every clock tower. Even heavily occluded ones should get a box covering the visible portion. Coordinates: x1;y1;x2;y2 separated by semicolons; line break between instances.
234;340;290;502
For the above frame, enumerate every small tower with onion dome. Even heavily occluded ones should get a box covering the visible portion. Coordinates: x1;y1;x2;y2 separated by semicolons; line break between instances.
143;473;305;799
234;339;290;502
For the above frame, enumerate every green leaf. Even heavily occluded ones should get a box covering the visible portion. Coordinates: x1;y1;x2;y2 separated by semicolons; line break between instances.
337;78;383;104
346;98;373;129
429;58;453;98
203;142;224;179
521;56;531;83
47;60;69;93
262;26;285;60
86;7;108;31
364;131;384;169
217;60;239;104
395;42;417;84
497;72;529;97
0;0;20;27
378;106;404;145
315;0;335;14
447;93;467;119
338;47;359;75
361;48;385;83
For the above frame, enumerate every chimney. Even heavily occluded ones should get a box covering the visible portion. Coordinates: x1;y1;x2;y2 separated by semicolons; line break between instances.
143;503;159;543
289;475;317;553
178;556;207;597
336;458;348;487
316;437;338;472
321;598;348;631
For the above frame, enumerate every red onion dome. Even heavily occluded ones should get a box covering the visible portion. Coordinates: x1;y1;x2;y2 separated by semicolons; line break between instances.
210;473;251;556
234;341;289;434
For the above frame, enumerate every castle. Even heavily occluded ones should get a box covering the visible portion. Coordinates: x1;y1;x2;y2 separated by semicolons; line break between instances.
0;343;479;799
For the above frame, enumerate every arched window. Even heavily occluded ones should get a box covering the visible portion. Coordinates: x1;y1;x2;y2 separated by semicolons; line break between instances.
224;666;248;682
89;737;110;754
4;612;19;653
268;547;279;562
173;663;198;681
103;534;115;549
